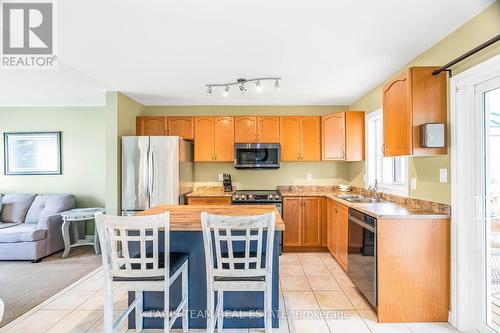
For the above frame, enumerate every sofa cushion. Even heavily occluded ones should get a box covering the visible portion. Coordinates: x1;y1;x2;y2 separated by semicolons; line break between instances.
25;194;75;224
0;194;36;223
0;223;46;243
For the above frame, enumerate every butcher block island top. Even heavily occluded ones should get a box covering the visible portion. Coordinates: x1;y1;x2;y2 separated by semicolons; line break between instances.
135;204;285;231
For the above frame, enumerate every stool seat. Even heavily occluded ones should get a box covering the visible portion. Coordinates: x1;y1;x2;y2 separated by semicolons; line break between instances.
114;252;189;281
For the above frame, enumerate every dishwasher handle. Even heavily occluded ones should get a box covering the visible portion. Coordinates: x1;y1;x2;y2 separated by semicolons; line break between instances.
348;214;376;233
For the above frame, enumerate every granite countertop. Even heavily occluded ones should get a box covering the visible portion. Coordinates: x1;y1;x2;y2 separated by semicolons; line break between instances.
186;186;235;197
135;204;285;230
279;189;450;220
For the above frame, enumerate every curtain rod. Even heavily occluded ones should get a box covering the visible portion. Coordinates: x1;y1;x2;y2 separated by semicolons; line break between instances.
432;34;500;77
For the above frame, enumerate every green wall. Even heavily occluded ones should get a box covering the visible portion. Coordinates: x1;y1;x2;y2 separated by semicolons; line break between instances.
349;1;500;204
0;106;107;208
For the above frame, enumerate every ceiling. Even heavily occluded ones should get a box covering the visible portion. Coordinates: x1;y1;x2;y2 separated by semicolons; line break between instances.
0;0;494;106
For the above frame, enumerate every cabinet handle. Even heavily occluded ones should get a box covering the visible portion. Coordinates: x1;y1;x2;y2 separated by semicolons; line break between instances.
297;152;300;160
382;144;385;154
342;150;345;158
214;154;217;161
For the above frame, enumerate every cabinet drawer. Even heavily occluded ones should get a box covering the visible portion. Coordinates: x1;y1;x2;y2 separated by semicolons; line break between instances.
187;197;232;205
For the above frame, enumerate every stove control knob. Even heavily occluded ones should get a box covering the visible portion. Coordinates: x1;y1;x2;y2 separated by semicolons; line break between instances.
248;194;254;199
274;194;280;200
268;194;274;200
240;194;247;200
233;194;239;200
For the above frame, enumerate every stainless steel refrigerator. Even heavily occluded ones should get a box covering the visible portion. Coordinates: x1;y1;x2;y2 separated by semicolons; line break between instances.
121;136;194;216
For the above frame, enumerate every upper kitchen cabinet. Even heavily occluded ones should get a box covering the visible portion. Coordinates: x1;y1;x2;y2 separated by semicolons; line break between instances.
383;67;447;157
234;116;279;143
167;116;194;140
280;116;321;161
322;111;365;161
136;116;166;136
194;116;234;162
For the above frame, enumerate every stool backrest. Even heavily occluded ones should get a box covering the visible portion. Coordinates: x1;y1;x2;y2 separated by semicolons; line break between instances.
95;212;169;279
201;212;275;279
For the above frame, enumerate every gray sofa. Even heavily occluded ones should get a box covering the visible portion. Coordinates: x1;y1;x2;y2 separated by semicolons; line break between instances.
0;194;76;261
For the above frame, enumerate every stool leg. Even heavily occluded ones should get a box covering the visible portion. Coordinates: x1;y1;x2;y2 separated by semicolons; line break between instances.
216;291;223;333
135;291;143;332
164;284;170;333
182;264;189;333
206;285;215;333
264;288;272;333
103;279;114;333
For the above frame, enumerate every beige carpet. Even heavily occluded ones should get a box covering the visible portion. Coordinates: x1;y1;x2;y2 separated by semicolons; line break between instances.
0;247;102;327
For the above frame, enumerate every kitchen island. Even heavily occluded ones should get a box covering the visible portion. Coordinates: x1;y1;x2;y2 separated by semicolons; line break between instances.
129;205;285;330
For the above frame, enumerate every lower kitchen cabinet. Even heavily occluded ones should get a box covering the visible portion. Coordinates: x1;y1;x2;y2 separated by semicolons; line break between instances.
326;198;348;270
283;196;324;250
186;196;231;205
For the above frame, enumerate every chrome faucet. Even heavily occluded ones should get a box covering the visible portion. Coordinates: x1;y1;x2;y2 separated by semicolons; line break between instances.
368;179;379;202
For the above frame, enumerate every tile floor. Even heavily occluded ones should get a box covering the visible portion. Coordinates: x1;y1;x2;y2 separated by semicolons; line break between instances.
2;252;459;333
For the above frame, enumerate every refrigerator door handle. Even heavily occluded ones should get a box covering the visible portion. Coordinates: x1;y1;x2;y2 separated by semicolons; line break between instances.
148;145;154;206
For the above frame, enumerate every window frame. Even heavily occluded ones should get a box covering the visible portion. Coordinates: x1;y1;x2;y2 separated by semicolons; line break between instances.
365;108;409;197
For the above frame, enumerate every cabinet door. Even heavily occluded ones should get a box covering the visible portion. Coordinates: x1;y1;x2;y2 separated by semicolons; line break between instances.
337;204;349;270
235;116;258;143
329;200;339;256
302;197;322;246
300;116;321;161
194;116;214;161
383;71;412;156
345;112;365;161
283;197;303;246
321;197;328;246
322;113;345;160
214;116;234;162
280;117;300;161
258;116;280;142
136;116;166;136
167;116;194;140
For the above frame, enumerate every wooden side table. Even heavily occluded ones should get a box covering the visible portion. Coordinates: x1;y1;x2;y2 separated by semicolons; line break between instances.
61;208;105;258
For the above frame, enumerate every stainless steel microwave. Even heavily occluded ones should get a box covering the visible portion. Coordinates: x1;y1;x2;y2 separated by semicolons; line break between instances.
234;143;280;169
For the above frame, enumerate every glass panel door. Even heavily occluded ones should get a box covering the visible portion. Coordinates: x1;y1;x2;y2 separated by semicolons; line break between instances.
483;86;500;332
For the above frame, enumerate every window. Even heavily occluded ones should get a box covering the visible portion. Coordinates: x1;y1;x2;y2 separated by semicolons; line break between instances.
366;108;409;196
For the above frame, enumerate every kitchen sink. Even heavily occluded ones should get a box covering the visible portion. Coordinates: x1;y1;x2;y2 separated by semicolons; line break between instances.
335;194;384;203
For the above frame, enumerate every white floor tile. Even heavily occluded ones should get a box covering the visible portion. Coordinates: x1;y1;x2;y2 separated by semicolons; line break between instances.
325;310;371;333
358;309;412;333
406;322;460;333
6;310;71;333
42;290;96;310
45;310;102;333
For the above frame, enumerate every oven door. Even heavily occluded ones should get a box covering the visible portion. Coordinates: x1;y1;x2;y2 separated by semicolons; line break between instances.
347;209;377;308
234;143;280;169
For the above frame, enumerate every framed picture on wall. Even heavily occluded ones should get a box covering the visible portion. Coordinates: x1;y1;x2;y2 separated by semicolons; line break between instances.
3;132;62;175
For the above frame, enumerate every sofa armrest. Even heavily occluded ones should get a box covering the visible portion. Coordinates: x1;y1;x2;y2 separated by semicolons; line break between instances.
36;213;63;231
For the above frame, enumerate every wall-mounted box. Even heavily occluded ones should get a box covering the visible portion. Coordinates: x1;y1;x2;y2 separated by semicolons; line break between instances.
420;123;445;148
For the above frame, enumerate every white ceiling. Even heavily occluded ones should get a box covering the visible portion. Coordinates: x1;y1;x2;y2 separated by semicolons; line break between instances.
0;0;494;106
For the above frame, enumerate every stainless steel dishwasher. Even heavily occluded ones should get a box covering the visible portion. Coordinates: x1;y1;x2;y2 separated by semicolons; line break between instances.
347;208;377;308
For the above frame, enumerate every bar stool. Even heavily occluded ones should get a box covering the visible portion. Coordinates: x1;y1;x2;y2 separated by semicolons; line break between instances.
201;211;275;333
95;212;189;333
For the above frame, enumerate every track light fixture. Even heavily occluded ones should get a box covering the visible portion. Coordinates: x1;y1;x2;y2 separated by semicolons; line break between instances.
206;77;282;96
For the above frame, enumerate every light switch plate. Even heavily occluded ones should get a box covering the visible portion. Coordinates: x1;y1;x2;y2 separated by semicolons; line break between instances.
439;169;448;183
218;173;223;181
410;178;417;190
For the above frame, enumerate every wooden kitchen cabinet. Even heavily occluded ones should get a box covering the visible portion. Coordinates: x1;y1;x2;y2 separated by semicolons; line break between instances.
283;196;324;250
167;116;194;140
136;116;166;135
279;116;321;161
234;116;280;143
326;199;348;270
322;112;365;161
383;66;447;157
282;197;303;247
194;116;234;162
187;196;231;205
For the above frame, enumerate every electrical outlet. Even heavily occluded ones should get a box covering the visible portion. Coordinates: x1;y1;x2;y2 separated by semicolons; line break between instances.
306;173;312;181
439;169;448;183
410;178;417;190
218;173;223;182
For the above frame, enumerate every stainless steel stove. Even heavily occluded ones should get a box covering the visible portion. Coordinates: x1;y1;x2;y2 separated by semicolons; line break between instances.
232;190;283;253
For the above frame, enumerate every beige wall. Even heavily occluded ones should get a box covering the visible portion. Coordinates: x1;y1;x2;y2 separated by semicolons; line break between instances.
0;106;106;208
349;2;500;204
141;105;351;188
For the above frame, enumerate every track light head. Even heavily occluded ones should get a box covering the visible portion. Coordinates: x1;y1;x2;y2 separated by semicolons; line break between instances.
255;80;262;92
207;86;213;96
274;79;281;90
223;85;230;97
239;83;247;94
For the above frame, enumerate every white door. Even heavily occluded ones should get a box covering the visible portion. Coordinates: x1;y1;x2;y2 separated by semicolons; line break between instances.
451;55;500;333
476;77;500;333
